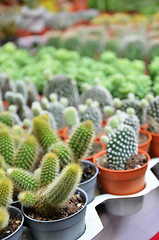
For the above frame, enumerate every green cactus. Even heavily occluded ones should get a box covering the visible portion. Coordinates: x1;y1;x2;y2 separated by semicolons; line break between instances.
7;168;38;192
0;207;9;231
26;81;40;108
0;129;15;166
0;177;13;207
5;91;15;105
123;108;140;138
41;111;57;131
68;120;94;162
49;143;74;169
33;116;60;152
147;96;159;133
18;191;36;207
39;153;60;187
0;169;6;179
48;101;65;130
64;106;79;128
0;112;14;127
16;80;28;102
0;73;15;100
13;135;38;171
15;93;32;121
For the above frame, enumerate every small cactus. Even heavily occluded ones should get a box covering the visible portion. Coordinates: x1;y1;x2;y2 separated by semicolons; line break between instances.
68;120;94;162
13;135;38;171
147;96;159;133
64;106;79;128
48;101;65;130
0;177;13;207
33;116;60;152
16;80;28;102
0;112;14;127
0;207;9;231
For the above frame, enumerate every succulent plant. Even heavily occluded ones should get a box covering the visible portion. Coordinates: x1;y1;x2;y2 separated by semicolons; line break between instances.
147;95;159;133
102;118;138;170
48;101;65;130
123;108;140;138
68;120;94;162
15;93;32;121
0;73;15;100
32;116;60;152
64;106;79;128
0;112;14;127
16;80;28;102
26;81;40;108
43;74;79;106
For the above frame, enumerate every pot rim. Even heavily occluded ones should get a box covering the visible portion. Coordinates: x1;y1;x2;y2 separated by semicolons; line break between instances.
79;159;99;186
138;129;152;147
93;149;150;174
2;206;24;240
21;187;88;224
146;129;159;137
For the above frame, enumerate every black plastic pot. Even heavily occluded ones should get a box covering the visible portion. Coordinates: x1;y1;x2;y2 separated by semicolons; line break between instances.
22;188;88;240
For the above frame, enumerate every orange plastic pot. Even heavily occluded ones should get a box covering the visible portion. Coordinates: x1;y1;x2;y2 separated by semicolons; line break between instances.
3;101;9;110
101;117;110;127
84;139;105;162
57;127;69;142
147;131;159;158
93;149;150;195
138;129;152;153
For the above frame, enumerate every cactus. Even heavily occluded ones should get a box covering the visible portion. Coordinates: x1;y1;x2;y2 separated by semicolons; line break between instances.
19;163;82;217
16;80;28;102
49;142;73;169
0;207;9;231
33;116;60;152
5;91;15;105
43;74;79;106
41;111;57;131
0;73;15;100
68;120;94;161
64;106;79;128
26;81;40;108
15;93;32;121
80;78;113;115
13;135;38;171
147;96;159;133
123;108;140;138
0;129;15;166
39;153;59;187
0;169;6;179
102;119;138;170
0;112;14;127
7;168;38;192
48;101;65;130
0;177;13;207
32;101;42;117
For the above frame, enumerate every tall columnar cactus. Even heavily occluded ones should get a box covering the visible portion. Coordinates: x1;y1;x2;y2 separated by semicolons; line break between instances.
49;142;74;169
0;112;14;127
19;163;82;217
68;120;94;161
80;78;113;114
43;74;79;106
7;168;38;192
102;119;138;170
39;153;59;187
79;99;102;134
13;135;38;171
0;129;15;166
147;96;159;133
33;116;60;152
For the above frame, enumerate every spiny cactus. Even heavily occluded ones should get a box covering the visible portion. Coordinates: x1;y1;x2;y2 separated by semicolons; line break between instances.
19;163;82;217
0;177;13;207
16;80;28;102
15;93;32;121
49;142;74;169
102;119;138;170
0;129;15;166
32;101;42;117
0;112;14;127
68;120;94;162
0;207;9;231
41;111;57;131
33;116;60;152
80;78;113;115
147;96;159;133
79;100;102;134
7;168;38;192
26;81;40;108
0;169;6;179
5;91;15;105
39;153;59;187
13;135;38;171
43;74;79;106
0;73;15;100
64;106;79;128
123;108;140;138
48;101;65;130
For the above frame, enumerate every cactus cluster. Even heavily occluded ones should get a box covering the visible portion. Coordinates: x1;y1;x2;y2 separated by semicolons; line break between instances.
43;74;79;106
102;117;138;170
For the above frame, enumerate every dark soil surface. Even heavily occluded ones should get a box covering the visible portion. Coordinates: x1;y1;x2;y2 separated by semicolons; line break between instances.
81;162;96;183
0;210;22;239
25;193;84;221
87;142;103;157
138;133;148;145
97;153;148;170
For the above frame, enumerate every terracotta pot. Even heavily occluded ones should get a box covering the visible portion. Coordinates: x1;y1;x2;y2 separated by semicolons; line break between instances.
57;127;69;141
84;139;105;162
3;100;9;110
101;117;110;127
147;131;159;158
140;123;149;130
138;129;152;153
93;149;150;195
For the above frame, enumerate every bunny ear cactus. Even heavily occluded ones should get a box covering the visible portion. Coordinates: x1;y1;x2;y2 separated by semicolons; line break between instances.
33;116;60;152
43;74;79;106
147;96;159;133
49;143;74;169
68;120;94;162
13;135;38;171
102;119;138;170
39;153;60;187
0;129;15;166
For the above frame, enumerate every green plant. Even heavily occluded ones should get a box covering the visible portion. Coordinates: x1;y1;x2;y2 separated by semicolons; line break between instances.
147;95;159;133
48;100;65;130
64;106;79;128
102;118;138;170
0;112;14;127
0;73;15;100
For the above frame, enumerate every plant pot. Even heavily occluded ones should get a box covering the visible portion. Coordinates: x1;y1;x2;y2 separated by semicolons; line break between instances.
21;188;88;240
101;117;110;127
2;206;24;240
138;129;152;153
140;123;149;130
84;139;105;162
57;127;69;142
104;196;144;216
79;160;99;203
93;149;150;195
11;200;21;210
147;131;159;158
